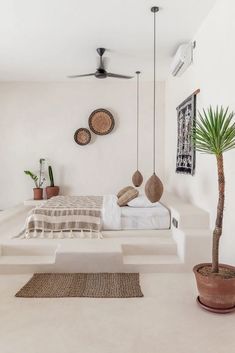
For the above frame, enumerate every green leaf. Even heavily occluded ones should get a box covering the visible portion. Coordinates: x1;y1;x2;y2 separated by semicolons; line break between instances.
24;170;39;187
195;106;235;156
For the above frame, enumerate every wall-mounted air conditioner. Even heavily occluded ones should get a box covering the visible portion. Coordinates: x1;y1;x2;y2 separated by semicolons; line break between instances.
171;42;194;77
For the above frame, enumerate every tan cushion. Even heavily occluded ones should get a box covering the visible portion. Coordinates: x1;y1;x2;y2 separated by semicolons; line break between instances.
117;188;139;207
117;186;135;199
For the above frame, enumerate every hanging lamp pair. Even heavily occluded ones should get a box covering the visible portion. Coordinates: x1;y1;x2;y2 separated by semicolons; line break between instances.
132;6;163;203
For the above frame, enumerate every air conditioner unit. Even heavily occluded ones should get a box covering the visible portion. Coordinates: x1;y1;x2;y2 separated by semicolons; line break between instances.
171;43;193;77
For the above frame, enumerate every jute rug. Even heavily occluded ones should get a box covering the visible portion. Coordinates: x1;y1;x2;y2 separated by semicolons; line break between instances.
15;273;143;298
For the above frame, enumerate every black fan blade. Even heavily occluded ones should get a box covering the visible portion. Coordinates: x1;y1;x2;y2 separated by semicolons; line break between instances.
107;72;134;79
67;73;95;78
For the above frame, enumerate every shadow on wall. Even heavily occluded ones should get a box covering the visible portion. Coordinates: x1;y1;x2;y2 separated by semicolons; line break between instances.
58;165;72;195
109;108;119;134
171;181;194;204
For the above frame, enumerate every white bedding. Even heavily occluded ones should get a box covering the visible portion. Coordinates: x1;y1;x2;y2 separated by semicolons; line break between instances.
102;195;170;230
18;195;170;239
102;195;121;230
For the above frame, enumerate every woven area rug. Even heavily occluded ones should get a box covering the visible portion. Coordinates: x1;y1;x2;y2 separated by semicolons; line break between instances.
15;273;143;298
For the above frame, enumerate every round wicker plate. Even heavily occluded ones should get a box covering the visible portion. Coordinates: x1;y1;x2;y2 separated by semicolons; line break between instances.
74;128;91;145
89;109;115;135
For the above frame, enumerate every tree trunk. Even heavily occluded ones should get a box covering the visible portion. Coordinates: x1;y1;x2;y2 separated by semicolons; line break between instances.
212;154;225;273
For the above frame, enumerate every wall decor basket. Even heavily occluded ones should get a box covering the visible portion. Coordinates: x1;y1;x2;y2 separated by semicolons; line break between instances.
74;128;91;145
88;109;115;135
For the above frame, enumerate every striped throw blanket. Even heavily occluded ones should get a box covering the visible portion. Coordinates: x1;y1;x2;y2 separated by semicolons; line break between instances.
22;196;103;239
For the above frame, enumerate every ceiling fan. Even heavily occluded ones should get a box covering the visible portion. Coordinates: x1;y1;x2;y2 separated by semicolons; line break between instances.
68;48;134;80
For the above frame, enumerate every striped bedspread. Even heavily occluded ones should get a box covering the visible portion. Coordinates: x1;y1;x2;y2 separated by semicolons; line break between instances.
22;196;103;238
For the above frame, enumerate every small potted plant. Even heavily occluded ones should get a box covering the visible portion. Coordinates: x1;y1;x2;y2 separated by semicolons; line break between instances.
193;106;235;313
24;158;46;200
46;165;59;199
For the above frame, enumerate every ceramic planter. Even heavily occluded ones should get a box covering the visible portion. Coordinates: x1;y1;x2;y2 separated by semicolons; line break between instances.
193;263;235;313
46;186;59;199
33;188;43;200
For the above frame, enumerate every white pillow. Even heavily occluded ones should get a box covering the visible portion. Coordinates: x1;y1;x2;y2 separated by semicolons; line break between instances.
127;195;159;208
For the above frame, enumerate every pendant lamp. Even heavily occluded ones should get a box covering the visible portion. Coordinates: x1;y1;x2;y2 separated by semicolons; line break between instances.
145;6;164;203
132;71;143;187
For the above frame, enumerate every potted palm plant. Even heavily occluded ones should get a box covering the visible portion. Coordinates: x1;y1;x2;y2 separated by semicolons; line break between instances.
45;165;59;199
193;106;235;313
24;158;46;200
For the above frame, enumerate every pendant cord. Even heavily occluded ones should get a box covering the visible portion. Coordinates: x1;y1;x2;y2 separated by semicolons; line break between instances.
136;71;140;170
153;10;156;174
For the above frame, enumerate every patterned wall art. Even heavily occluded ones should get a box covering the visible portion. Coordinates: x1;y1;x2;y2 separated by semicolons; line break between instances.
176;89;200;175
74;109;115;147
89;109;115;135
74;128;91;146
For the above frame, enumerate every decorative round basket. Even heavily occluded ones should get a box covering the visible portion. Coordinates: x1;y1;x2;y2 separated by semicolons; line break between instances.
88;109;115;135
74;128;91;146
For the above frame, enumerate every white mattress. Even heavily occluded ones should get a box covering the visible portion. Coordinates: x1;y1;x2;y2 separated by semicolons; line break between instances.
120;203;171;230
102;195;170;230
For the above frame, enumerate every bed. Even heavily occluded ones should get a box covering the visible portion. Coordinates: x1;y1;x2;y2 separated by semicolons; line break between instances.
18;195;171;239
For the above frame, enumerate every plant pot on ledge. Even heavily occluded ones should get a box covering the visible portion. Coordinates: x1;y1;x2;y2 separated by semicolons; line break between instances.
33;188;43;200
193;263;235;313
46;186;59;199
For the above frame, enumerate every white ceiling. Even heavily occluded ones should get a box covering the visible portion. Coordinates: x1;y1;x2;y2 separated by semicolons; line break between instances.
0;0;216;81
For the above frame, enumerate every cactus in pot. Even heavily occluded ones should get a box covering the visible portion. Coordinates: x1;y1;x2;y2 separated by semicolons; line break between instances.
48;166;54;187
46;165;60;199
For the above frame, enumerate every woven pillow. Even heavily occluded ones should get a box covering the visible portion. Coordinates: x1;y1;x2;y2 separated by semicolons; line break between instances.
117;186;135;199
117;188;139;207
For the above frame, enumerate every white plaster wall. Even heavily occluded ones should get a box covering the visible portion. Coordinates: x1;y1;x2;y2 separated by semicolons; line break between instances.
0;81;165;209
164;0;235;264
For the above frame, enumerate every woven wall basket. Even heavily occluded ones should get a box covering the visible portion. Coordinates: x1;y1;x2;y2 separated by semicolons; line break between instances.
89;109;115;135
74;128;91;146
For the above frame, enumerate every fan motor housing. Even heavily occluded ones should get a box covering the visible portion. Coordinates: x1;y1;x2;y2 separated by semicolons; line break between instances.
95;68;107;78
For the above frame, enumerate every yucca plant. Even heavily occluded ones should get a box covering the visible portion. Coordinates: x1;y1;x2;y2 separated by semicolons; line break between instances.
194;106;235;273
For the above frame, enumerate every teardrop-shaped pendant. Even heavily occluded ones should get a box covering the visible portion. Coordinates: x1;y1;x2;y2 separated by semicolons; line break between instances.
132;170;143;187
145;172;163;203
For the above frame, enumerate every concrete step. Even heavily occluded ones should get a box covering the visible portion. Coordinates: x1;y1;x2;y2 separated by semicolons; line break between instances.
0;255;55;265
122;242;177;256
122;254;184;273
0;244;57;266
102;229;172;238
123;254;181;265
0;244;57;256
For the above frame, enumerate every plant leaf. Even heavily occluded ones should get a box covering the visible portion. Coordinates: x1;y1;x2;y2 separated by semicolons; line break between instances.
195;106;235;156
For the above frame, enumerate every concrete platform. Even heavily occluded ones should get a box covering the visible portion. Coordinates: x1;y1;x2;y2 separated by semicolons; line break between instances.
0;193;212;273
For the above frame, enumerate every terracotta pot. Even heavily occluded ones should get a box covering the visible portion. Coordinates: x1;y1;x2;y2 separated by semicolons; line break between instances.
33;188;43;200
193;263;235;312
46;186;59;199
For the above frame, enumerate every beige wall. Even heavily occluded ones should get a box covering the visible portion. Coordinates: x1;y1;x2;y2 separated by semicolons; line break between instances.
0;80;165;209
164;0;235;264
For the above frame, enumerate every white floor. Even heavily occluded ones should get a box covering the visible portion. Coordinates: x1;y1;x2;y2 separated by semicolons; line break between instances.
0;273;234;353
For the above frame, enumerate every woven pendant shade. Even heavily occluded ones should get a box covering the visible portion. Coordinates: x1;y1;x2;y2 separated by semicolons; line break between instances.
132;170;143;187
145;173;163;203
145;6;163;203
132;71;143;187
